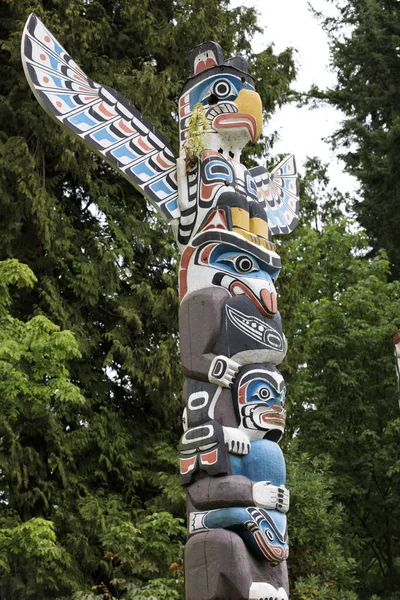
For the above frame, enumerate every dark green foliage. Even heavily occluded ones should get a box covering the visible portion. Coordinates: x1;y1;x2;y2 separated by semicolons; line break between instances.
0;1;296;597
309;0;400;278
286;448;358;599
278;160;400;599
0;259;85;595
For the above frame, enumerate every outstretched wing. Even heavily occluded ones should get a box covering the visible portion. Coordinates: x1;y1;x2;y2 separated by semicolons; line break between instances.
250;155;299;235
21;13;179;222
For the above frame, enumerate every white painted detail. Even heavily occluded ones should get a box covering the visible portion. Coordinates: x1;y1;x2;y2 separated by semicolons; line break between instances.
194;50;217;72
252;482;290;513
208;355;240;388
181;425;213;444
232;345;287;367
177;156;190;212
188;391;209;411
249;582;288;600
207;386;222;420
223;426;250;455
189;511;208;534
182;407;188;432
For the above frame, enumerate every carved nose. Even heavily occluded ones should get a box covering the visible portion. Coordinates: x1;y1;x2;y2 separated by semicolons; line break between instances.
261;289;277;316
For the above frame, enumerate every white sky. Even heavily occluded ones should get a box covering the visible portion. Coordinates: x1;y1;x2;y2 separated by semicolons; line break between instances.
231;0;358;194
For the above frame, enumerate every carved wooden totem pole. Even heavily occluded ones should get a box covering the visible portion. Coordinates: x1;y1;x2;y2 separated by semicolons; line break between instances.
22;16;299;600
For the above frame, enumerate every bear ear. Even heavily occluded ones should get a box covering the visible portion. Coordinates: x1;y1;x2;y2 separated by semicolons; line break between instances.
188;41;224;76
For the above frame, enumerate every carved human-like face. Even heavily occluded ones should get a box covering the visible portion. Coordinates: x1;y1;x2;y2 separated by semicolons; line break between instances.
233;364;286;442
179;70;263;148
179;235;281;318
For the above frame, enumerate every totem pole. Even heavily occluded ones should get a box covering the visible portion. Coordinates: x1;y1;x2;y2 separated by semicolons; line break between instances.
21;16;299;600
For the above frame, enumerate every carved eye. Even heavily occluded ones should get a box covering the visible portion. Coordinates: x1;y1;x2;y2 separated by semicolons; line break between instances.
266;529;274;541
212;79;232;99
233;255;256;273
257;387;272;401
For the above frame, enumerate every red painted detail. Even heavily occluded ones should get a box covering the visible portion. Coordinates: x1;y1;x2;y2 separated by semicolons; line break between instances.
155;152;173;170
43;76;49;83
179;104;190;118
261;408;286;425
272;545;285;559
56;101;62;108
40;53;46;61
181;245;195;271
254;531;275;561
73;74;86;83
137;136;153;152
84;96;94;101
200;449;218;465
200;243;216;264
238;382;249;405
179;246;196;301
229;282;274;318
44;35;51;43
203;149;220;158
260;289;277;315
117;119;134;135
180;456;197;474
254;531;284;563
201;181;219;202
99;102;114;117
200;210;228;232
195;57;217;74
213;113;258;142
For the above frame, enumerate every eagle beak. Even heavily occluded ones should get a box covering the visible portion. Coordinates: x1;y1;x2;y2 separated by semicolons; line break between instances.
234;89;263;142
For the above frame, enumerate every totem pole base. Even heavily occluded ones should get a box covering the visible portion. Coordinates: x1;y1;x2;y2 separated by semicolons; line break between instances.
185;530;288;600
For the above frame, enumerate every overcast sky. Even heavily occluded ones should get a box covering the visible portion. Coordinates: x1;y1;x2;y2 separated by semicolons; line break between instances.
231;0;358;194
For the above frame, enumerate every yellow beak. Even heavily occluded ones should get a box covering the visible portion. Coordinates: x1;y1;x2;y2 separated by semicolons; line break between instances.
234;89;263;142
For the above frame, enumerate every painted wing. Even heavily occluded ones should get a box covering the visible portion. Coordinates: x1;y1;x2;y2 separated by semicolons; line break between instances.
250;155;299;235
21;13;179;222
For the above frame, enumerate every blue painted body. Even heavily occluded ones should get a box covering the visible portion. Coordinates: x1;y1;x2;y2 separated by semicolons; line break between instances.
203;440;288;561
230;439;285;484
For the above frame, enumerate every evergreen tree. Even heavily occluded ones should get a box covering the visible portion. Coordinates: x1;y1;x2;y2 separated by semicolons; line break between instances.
0;0;296;597
278;159;400;599
0;259;85;596
310;0;400;278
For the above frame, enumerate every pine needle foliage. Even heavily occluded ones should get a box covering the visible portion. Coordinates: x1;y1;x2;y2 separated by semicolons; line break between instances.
278;159;400;599
309;0;400;278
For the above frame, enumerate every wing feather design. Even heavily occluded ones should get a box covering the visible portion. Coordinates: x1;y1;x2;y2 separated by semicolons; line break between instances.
21;14;179;222
250;155;299;235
